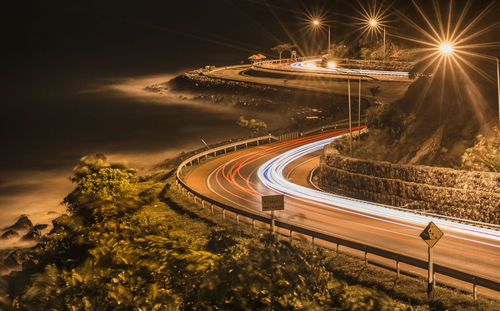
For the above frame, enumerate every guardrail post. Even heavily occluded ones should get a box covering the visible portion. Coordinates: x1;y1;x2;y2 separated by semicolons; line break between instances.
396;261;400;279
235;214;239;225
312;236;315;248
336;243;339;256
252;219;255;229
222;209;226;220
257;140;260;146
364;251;368;266
473;278;477;300
210;204;214;216
289;230;293;244
201;200;205;208
270;210;275;233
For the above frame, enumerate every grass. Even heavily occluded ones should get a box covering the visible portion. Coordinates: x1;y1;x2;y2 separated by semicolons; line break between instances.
161;172;500;311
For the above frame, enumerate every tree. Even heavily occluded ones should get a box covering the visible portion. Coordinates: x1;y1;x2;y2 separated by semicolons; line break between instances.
271;43;295;60
461;128;500;172
237;116;267;135
369;86;381;99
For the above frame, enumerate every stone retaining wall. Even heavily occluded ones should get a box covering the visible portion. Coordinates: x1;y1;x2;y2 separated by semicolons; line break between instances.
319;144;500;224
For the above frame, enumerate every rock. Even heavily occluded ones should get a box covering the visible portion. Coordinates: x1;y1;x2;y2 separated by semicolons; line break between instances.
51;215;71;232
33;224;48;231
0;230;19;240
6;215;33;231
3;252;21;267
21;229;41;241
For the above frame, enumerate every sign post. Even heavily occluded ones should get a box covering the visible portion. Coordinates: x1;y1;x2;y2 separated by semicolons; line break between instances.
262;195;285;233
419;221;444;300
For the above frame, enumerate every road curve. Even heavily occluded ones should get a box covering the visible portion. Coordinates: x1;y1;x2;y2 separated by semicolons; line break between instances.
183;130;500;298
205;65;411;103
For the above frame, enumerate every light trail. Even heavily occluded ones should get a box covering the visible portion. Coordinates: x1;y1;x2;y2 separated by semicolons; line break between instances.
290;59;410;77
257;135;500;247
196;129;500;269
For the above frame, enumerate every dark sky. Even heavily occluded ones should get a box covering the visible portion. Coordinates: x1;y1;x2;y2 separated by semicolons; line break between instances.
3;0;498;82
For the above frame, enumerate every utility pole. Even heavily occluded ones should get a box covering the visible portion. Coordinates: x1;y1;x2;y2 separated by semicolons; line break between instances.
383;27;386;60
348;78;353;156
497;57;500;130
358;78;362;140
328;25;331;54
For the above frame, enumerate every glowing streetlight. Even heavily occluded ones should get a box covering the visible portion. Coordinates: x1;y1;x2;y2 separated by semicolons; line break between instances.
311;19;331;53
439;43;453;55
367;18;386;60
327;61;337;69
435;43;500;129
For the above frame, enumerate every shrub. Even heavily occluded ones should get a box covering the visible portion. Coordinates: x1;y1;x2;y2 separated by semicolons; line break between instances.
461;128;500;172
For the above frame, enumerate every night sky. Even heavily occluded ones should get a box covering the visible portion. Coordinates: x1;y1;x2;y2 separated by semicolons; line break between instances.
3;0;497;85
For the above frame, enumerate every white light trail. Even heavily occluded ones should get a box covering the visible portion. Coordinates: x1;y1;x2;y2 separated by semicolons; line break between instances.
257;135;500;246
290;59;410;77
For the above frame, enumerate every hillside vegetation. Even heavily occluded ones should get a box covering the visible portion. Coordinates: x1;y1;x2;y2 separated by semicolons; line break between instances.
1;155;497;310
340;66;500;171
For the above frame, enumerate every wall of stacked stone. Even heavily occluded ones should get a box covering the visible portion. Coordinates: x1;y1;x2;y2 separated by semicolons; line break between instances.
319;145;500;224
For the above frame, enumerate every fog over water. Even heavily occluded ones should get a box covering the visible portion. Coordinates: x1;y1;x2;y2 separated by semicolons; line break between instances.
0;73;286;239
1;0;300;246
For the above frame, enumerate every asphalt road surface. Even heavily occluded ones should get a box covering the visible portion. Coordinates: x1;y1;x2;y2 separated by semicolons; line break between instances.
183;130;500;299
206;65;412;103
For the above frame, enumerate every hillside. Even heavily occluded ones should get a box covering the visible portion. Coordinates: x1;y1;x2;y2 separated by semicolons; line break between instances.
1;155;497;310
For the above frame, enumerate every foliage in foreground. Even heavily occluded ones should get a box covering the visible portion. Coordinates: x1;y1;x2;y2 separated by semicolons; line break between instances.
461;127;500;172
1;154;419;310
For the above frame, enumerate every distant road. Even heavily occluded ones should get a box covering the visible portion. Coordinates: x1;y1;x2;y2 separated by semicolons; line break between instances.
205;64;411;103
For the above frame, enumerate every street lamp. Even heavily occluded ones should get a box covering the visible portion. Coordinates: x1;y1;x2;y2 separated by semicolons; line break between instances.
312;19;331;53
439;43;453;55
368;19;386;60
437;44;500;129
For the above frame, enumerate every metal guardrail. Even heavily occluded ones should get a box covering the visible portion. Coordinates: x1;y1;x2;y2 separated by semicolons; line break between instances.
175;129;500;299
177;135;278;175
252;57;414;81
308;167;500;231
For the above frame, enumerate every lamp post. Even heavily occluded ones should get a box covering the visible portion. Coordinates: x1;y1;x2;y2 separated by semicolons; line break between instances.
312;19;331;53
348;78;353;156
439;43;500;129
369;19;386;60
494;56;500;130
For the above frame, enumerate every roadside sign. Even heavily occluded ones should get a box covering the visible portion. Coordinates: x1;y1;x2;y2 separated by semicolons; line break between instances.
420;221;444;248
262;195;284;212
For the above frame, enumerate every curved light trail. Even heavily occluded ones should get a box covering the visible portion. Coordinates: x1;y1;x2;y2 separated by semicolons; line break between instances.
257;135;500;246
290;58;410;77
184;129;500;285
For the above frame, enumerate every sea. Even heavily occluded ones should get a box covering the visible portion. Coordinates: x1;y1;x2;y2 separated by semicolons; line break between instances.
0;72;285;250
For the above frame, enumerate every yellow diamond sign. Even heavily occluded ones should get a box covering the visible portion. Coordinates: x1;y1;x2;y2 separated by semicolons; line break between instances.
420;222;444;248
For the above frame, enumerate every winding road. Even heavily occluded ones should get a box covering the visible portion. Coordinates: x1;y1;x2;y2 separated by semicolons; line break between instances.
182;130;500;299
205;64;411;103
